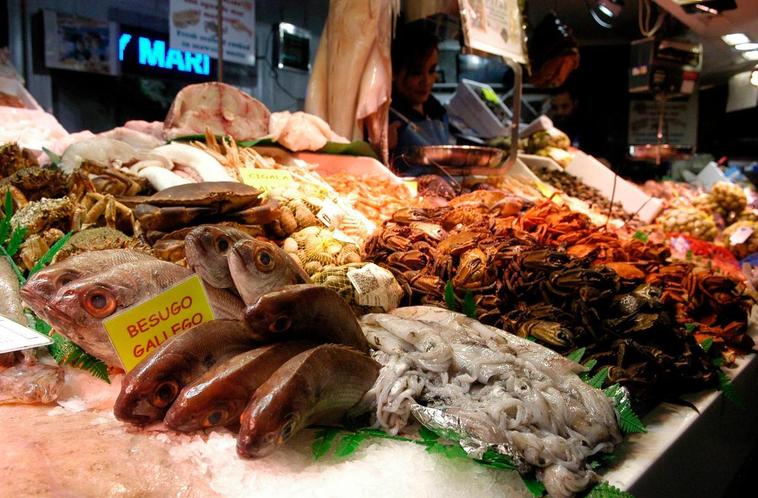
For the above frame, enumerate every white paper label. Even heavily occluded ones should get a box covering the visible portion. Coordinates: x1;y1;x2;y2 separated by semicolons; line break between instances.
0;315;53;354
317;198;346;229
730;227;754;245
347;263;404;311
332;228;357;245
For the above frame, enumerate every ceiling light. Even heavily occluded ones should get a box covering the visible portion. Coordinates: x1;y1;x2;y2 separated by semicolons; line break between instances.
736;43;758;51
742;51;758;61
589;0;624;29
722;33;749;45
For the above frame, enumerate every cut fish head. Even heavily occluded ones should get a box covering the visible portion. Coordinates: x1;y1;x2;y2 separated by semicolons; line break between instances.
185;225;252;289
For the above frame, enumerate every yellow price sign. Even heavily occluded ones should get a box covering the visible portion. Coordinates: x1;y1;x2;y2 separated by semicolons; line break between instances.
103;274;215;371
240;168;295;194
403;179;418;196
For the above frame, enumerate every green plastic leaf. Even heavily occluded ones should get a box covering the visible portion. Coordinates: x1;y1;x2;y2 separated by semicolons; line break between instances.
604;383;646;434
42;147;62;166
477;449;516;471
444;280;457;311
521;474;546;497
462;291;477;319
566;347;586;364
426;441;468;459
686;249;693;261
419;426;440;443
586;481;635;498
318;140;378;159
632;231;649;243
700;337;714;353
6;226;27;257
713;357;724;367
0;190;12;243
526;335;537;342
334;432;367;458
47;332;110;383
583;358;598;371
29;231;73;276
718;370;743;407
587;366;610;389
684;323;698;334
312;427;340;460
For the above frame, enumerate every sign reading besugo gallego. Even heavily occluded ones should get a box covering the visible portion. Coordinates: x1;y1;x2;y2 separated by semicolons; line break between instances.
103;274;215;371
458;0;526;63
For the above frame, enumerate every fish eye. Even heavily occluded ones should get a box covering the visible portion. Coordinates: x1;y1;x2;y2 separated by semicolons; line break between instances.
203;409;227;427
83;287;117;318
270;315;291;334
151;380;179;408
56;271;78;289
255;249;274;272
216;237;230;254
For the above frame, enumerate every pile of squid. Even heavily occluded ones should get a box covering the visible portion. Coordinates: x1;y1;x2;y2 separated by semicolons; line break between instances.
360;306;623;498
363;191;755;409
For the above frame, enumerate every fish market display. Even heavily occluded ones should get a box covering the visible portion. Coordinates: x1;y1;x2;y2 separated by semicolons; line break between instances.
364;195;753;406
164;82;270;141
165;341;316;432
361;306;622;498
185;224;256;289
115;319;259;425
325;173;416;226
229;238;311;305
244;284;370;352
237;344;380;458
22;253;245;366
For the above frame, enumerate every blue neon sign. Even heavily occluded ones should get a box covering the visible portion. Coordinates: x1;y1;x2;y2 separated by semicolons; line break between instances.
119;33;210;76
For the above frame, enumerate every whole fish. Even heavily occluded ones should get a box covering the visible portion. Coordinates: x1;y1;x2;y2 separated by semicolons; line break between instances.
0;256;26;324
164;341;315;432
21;250;156;322
114;319;258;425
243;284;369;351
185;225;255;289
22;259;245;366
236;344;379;458
228;238;310;305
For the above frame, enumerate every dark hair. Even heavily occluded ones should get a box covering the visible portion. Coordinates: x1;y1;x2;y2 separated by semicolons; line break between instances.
391;21;439;74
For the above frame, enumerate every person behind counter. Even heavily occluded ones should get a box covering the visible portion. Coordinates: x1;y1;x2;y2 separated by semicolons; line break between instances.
388;24;452;160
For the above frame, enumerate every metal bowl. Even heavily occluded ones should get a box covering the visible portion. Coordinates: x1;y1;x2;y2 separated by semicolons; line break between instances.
406;145;506;169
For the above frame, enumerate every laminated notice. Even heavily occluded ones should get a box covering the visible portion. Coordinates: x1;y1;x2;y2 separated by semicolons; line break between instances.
730;227;753;246
0;315;53;354
347;263;404;311
317;198;346;229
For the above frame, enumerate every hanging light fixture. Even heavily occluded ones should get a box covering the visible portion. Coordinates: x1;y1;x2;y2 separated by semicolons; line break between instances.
588;0;625;29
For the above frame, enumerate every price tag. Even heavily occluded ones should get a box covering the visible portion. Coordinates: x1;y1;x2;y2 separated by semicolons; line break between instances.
103;274;215;372
0;315;53;354
239;168;295;194
347;263;404;312
317;198;346;229
730;226;754;246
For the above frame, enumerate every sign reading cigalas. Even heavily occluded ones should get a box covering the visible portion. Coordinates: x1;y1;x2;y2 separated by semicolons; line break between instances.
458;0;526;63
169;0;256;66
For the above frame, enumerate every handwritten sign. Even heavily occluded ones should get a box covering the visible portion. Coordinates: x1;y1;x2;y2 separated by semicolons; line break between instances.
103;274;215;371
458;0;526;63
0;315;53;354
169;0;256;66
240;168;295;194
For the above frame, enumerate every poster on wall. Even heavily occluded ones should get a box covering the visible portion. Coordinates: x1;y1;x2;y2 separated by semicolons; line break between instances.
43;10;118;75
169;0;255;66
458;0;526;63
628;98;698;147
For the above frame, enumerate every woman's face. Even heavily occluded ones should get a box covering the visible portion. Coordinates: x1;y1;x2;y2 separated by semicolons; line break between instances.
394;49;438;108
